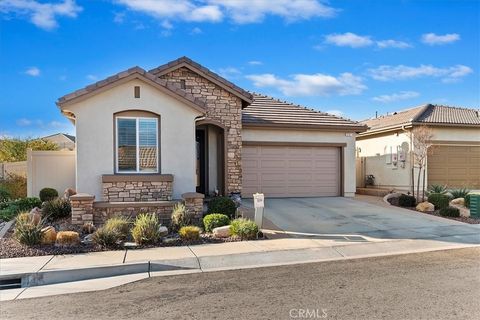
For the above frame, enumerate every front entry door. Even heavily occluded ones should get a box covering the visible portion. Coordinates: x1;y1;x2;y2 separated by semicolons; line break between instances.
195;129;207;194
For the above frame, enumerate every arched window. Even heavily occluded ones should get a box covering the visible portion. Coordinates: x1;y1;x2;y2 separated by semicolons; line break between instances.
115;110;159;173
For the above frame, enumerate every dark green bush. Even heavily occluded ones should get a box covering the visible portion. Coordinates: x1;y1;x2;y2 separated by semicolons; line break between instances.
427;193;450;210
230;218;258;240
0;208;16;222
207;197;236;218
450;188;470;199
439;206;460;217
42;198;71;221
399;194;416;207
203;213;230;232
39;187;58;202
0;186;10;202
0;197;41;221
464;194;471;208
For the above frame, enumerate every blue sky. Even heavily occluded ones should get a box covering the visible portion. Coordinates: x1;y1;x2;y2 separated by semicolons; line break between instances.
1;0;479;138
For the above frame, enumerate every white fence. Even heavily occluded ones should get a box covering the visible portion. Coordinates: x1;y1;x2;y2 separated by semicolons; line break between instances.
0;161;27;179
27;149;76;198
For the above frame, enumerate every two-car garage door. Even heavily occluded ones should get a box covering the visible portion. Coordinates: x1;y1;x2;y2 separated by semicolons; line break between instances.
242;144;341;198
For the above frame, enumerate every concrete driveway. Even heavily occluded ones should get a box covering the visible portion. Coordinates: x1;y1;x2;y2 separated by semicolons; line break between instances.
243;197;480;242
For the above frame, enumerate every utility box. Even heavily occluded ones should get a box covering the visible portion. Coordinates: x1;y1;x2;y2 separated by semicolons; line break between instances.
253;193;265;228
470;194;480;218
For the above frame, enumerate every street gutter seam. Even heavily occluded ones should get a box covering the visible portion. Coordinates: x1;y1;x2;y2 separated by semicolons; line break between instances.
13;287;28;301
37;255;55;272
187;245;203;272
332;247;346;258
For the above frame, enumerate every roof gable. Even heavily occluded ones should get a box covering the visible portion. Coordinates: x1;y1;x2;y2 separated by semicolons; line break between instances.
243;94;367;132
149;56;253;106
56;66;207;114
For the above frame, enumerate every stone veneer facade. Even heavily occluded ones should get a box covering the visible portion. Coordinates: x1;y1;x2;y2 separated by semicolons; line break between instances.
157;67;243;194
102;174;173;202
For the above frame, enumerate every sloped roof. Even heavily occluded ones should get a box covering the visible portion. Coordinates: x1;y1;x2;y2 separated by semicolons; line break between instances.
149;56;253;105
56;66;207;112
361;104;480;132
242;94;367;132
42;133;76;143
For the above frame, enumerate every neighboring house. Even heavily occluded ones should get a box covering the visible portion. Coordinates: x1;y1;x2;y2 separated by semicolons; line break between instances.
56;56;366;205
42;133;76;150
356;104;480;192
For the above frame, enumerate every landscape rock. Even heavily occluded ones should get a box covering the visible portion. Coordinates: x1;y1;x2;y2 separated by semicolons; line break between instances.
56;231;80;246
450;198;465;206
383;192;403;206
213;225;231;238
41;226;57;245
158;226;169;237
82;233;94;245
30;207;42;225
63;188;77;200
416;202;435;213
450;203;470;217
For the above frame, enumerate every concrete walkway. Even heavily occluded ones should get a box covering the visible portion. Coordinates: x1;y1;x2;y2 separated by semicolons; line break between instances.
1;233;479;301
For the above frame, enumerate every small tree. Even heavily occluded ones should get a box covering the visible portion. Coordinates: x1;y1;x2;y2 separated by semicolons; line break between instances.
409;126;434;202
0;138;58;162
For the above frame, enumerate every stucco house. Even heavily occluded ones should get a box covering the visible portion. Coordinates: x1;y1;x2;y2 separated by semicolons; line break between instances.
42;133;76;150
356;104;480;193
56;57;366;226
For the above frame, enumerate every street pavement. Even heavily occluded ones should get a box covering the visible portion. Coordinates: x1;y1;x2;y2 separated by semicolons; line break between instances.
1;247;479;320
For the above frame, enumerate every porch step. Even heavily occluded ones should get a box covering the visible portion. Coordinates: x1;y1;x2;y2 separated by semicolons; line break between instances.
356;187;392;197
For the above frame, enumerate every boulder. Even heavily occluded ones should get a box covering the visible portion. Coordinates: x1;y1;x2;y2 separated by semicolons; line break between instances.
158;226;168;237
383;192;403;206
213;225;231;238
63;188;77;200
56;231;80;246
450;203;470;217
416;202;435;213
82;233;94;245
30;207;42;225
41;226;57;245
450;198;465;206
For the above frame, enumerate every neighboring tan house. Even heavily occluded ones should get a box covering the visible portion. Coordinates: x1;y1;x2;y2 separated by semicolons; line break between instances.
42;133;76;150
356;104;480;192
56;56;366;209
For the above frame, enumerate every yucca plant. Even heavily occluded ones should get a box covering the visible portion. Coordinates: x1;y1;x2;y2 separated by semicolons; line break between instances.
450;188;470;199
171;203;194;232
131;213;161;245
14;212;44;246
426;184;448;196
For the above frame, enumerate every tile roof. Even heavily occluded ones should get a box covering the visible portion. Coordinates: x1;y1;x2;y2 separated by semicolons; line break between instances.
149;56;253;104
242;94;367;131
56;66;207;110
361;104;480;132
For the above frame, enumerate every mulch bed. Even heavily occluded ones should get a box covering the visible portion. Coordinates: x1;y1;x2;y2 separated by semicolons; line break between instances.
400;206;480;224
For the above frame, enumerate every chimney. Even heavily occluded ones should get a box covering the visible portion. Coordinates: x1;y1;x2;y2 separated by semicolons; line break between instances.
375;111;378;118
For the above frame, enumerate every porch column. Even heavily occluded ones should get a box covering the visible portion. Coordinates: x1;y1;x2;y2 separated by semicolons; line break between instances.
70;193;95;226
182;192;205;225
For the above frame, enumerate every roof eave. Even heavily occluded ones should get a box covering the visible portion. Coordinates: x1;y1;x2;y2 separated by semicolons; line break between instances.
243;122;368;133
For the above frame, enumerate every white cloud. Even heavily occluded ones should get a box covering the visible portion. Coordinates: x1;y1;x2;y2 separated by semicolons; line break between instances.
161;20;173;29
113;11;125;23
421;33;460;45
16;118;32;126
326;109;344;117
324;32;373;48
368;64;473;82
190;26;202;34
218;67;242;79
246;72;367;97
25;66;40;76
115;0;337;25
248;60;263;66
376;39;411;49
372;91;420;103
86;74;98;81
15;118;70;130
0;0;82;30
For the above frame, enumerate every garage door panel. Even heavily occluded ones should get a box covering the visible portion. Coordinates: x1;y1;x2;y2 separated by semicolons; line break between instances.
428;145;480;188
242;145;341;198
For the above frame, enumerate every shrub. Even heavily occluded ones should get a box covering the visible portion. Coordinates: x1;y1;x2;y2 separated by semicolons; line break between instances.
207;196;236;218
39;187;58;202
0;174;27;200
171;203;194;232
230;218;258;240
398;194;416;207
439;206;460;217
82;222;96;234
450;188;470;199
426;184;448;196
0;208;16;222
464;194;471;208
104;216;130;240
42;198;71;221
10;197;42;213
93;226;121;248
428;193;450;210
14;212;44;246
56;231;80;246
179;225;201;241
203;213;230;232
131;213;161;245
0;186;10;202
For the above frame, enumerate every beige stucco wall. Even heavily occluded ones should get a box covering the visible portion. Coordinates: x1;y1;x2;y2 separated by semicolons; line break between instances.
356;130;413;191
242;128;358;197
27;149;76;197
356;126;480;192
44;134;75;150
65;78;203;199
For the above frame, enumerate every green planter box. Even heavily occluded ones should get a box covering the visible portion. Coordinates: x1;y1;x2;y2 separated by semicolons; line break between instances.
470;194;480;218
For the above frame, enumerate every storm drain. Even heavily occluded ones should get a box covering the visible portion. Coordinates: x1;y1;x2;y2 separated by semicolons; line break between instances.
0;278;22;290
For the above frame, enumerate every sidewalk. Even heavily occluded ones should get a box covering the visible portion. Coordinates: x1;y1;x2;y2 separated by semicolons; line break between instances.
1;231;479;301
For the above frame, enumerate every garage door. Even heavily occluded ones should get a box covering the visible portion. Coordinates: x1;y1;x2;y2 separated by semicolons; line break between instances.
242;145;341;198
428;145;480;189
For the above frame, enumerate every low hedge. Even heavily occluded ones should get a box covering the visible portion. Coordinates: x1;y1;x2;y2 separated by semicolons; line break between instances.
39;187;58;202
203;213;230;232
230;218;258;240
207;197;236;218
427;193;450;210
399;194;416;207
439;206;460;217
